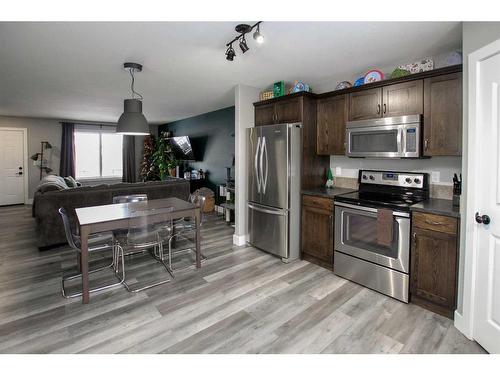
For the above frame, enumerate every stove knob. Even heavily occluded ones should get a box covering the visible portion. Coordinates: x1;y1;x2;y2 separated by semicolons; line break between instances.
405;178;412;183
369;175;375;181
414;178;421;184
362;175;367;180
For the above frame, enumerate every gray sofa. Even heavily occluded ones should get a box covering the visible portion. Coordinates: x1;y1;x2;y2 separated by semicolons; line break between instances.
33;176;190;249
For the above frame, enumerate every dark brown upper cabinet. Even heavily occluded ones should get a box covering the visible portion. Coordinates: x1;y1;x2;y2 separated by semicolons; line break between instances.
348;88;382;121
383;80;423;117
317;95;348;155
275;97;302;123
423;73;462;156
254;96;302;126
349;81;424;121
254;102;276;126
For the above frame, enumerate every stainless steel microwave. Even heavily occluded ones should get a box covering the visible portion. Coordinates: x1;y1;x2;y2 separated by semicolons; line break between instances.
346;115;422;158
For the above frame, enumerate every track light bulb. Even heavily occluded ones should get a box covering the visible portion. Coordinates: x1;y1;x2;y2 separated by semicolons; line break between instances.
253;25;264;44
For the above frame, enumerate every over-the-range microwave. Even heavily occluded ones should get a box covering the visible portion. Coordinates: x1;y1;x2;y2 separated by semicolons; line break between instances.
345;114;423;158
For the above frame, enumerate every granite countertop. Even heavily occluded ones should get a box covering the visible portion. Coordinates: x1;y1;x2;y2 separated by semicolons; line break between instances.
410;198;460;218
301;187;355;199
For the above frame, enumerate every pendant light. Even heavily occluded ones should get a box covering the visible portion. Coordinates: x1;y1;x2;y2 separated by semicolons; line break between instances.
116;62;149;135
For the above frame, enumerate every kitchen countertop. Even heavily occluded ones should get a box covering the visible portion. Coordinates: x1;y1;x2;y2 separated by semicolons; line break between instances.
301;187;355;199
410;198;460;218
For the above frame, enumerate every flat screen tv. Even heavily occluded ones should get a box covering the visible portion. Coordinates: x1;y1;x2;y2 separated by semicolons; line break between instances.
167;136;195;161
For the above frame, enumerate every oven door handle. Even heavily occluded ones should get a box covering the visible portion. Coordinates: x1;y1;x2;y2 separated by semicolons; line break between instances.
334;202;410;218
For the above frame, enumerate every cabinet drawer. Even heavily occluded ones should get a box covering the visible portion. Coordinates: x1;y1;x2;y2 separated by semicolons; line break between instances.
412;212;457;235
302;195;334;211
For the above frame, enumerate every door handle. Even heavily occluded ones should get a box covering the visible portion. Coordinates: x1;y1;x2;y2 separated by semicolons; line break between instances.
261;137;268;194
383;103;387;114
255;137;261;193
424;138;429;150
475;212;491;225
377;104;381;114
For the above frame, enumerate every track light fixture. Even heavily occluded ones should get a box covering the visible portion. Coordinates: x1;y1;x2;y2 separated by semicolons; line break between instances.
239;35;249;53
253;24;264;44
226;44;236;61
224;21;263;61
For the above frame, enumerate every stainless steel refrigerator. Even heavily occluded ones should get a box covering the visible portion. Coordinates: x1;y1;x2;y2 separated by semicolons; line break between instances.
247;123;302;262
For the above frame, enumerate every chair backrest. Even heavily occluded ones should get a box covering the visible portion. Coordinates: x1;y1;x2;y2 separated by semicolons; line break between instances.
113;194;148;204
58;207;80;250
189;193;206;225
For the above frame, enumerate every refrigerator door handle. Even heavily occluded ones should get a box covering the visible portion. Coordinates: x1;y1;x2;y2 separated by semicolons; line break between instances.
262;136;269;194
248;203;287;216
254;137;261;193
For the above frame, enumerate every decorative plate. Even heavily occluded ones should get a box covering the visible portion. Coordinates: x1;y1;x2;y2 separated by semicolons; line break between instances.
353;77;365;87
364;69;384;84
335;81;352;90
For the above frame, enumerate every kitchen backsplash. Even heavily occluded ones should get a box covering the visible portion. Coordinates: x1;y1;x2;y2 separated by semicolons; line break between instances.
330;156;461;200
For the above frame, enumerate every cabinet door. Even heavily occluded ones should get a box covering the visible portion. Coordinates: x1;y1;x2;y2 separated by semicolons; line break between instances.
349;88;382;121
382;80;423;117
301;204;333;264
410;227;458;316
423;73;462;156
255;103;276;126
317;95;348;155
275;97;302;123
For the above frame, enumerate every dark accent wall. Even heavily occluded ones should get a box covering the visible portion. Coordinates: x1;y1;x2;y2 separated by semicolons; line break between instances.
158;106;235;192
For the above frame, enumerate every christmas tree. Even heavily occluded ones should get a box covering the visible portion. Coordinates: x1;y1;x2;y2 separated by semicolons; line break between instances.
139;135;159;181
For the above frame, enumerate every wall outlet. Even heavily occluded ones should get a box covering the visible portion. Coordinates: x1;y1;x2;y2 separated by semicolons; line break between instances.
335;167;342;176
431;171;440;183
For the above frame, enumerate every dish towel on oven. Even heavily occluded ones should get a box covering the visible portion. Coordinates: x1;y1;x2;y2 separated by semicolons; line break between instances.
377;208;393;247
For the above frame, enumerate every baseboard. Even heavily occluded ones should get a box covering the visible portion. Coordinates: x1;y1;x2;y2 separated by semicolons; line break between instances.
454;310;474;340
233;234;248;246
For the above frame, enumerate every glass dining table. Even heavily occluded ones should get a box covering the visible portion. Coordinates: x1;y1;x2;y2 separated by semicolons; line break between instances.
75;197;201;304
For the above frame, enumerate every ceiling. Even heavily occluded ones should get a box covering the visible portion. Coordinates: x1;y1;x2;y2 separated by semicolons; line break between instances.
0;22;462;124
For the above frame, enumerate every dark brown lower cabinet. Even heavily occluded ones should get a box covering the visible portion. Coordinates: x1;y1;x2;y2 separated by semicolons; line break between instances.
301;195;334;270
410;212;458;318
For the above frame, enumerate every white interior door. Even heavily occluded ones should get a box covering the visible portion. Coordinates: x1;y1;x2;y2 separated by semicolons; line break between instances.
469;40;500;353
0;129;26;205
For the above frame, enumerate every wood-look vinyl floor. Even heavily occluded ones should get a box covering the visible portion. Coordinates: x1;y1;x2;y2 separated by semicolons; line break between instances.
0;205;486;354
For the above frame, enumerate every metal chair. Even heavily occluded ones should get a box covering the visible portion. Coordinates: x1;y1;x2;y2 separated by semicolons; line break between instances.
58;207;125;298
162;193;207;277
112;194;172;292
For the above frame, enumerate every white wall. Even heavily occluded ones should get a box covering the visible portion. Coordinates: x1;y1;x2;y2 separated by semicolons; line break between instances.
233;84;260;245
456;22;500;317
0;116;62;200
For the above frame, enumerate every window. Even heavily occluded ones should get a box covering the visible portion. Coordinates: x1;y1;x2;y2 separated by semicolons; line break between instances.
74;125;123;179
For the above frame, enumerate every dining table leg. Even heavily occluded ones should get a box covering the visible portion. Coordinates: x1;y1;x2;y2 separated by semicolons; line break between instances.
195;207;201;268
80;225;90;304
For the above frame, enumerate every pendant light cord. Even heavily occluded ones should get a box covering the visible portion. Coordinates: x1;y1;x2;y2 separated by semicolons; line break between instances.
129;68;144;100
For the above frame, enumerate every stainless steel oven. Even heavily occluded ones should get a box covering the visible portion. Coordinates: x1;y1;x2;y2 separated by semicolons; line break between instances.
334;202;411;302
346;115;422;158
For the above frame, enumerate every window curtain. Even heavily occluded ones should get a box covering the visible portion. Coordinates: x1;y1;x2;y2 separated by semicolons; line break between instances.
122;135;136;183
59;122;75;177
